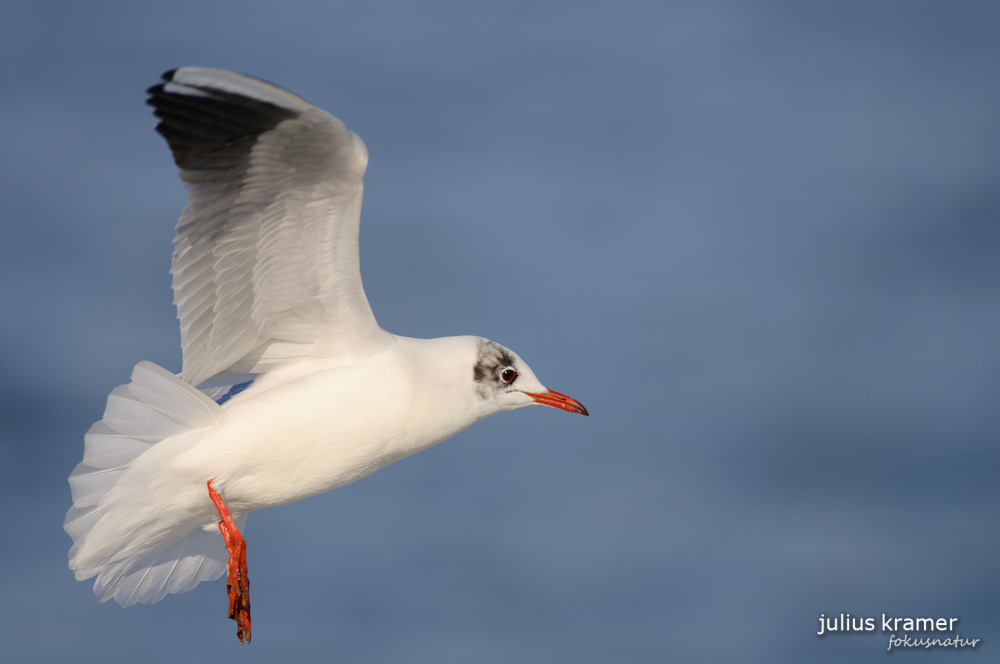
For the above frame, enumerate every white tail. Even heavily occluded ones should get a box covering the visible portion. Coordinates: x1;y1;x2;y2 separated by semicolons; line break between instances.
65;361;244;607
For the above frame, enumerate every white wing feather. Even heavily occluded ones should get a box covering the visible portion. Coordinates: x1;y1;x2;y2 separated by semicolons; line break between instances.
150;67;391;387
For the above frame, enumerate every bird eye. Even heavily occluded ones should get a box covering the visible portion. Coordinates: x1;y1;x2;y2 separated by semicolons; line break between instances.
501;368;517;383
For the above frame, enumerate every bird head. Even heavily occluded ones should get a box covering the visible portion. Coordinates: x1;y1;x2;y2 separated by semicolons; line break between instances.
471;338;588;418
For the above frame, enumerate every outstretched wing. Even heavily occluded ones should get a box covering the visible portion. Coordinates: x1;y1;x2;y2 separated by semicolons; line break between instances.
147;67;390;387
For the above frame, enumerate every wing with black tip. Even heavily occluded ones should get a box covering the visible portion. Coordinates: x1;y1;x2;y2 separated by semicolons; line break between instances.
147;67;390;387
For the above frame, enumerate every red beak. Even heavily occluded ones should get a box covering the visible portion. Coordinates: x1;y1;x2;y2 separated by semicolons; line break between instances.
525;389;589;416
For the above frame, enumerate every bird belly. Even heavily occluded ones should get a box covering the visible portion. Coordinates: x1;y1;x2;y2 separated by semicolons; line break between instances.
173;355;475;514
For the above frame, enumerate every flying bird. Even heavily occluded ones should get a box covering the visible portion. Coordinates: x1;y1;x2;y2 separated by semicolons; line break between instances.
65;67;587;643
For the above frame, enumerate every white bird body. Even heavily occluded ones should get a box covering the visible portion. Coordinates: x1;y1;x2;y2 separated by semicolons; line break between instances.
175;335;536;513
66;68;586;633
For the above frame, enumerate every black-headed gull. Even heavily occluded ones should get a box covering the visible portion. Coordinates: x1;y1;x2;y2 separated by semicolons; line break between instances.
65;68;587;643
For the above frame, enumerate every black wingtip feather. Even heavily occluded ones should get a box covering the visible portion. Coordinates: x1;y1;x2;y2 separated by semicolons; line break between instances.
146;69;298;172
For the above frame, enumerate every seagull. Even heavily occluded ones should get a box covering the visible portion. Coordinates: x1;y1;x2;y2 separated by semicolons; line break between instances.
64;67;587;643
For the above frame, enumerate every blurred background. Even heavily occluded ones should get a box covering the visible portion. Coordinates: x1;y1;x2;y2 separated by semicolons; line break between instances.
2;1;998;662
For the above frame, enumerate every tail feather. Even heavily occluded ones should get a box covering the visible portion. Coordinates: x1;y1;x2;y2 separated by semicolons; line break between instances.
90;514;247;606
66;361;239;607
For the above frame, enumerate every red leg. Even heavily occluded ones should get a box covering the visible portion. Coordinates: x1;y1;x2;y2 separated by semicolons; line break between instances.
207;480;251;643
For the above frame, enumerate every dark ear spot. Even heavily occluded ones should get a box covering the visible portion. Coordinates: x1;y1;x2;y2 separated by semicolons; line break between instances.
473;339;515;399
473;361;488;383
